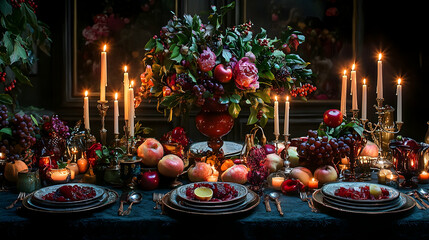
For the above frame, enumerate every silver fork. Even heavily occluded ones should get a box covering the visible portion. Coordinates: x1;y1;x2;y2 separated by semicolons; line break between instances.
153;193;164;209
6;192;26;209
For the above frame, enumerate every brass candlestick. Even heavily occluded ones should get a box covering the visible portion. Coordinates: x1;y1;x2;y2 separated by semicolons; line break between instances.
361;98;403;167
97;100;109;146
123;120;134;157
283;134;292;175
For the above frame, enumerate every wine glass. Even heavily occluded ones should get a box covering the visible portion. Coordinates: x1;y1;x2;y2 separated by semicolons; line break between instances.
390;144;419;188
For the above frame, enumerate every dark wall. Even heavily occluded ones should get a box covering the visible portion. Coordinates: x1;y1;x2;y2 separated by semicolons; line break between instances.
18;0;429;144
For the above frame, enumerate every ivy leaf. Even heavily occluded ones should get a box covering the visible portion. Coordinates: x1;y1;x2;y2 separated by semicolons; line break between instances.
10;39;28;64
247;107;258;125
144;38;156;51
229;94;241;104
222;49;232;62
228;102;241;118
0;0;12;16
0;93;13;105
259;113;268;128
95;149;103;160
0;127;12;136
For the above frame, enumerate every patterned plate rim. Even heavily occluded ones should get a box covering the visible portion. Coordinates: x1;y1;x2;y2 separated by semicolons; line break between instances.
32;183;105;205
175;182;248;205
321;182;400;203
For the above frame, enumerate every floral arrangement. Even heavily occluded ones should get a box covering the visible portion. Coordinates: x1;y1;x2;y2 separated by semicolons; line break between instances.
137;2;313;127
82;11;130;46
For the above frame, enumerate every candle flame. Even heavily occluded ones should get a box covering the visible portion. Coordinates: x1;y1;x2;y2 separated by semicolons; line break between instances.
84;90;88;97
275;96;278;101
115;92;118;100
378;53;382;61
423;171;427;175
352;63;355;71
343;70;347;75
398;78;402;85
286;95;289;101
363;78;366;85
124;66;128;73
130;81;134;88
103;44;107;52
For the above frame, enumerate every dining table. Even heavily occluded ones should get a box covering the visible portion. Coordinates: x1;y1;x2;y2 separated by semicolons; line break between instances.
1;171;429;240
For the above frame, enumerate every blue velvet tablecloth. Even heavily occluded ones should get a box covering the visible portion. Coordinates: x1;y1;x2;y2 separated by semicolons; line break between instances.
1;173;429;240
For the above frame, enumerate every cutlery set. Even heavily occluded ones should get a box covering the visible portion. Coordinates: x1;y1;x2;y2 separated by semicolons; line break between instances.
408;188;429;210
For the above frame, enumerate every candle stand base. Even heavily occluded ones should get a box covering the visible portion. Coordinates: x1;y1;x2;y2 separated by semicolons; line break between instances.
97;100;109;146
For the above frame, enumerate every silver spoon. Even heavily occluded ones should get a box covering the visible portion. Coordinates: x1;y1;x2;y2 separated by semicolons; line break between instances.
269;192;283;216
417;188;429;200
122;192;142;216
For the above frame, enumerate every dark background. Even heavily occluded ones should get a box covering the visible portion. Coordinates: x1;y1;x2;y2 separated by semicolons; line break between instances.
17;0;429;144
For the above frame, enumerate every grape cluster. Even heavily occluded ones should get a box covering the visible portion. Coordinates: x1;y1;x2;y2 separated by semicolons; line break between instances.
175;73;193;91
201;79;224;96
290;83;317;98
0;106;37;160
297;130;350;168
192;84;207;106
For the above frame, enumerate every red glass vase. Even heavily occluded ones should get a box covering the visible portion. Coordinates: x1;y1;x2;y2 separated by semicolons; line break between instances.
195;99;234;158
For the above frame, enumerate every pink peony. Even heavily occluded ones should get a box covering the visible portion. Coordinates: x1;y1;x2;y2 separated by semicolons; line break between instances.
233;57;259;90
197;48;216;72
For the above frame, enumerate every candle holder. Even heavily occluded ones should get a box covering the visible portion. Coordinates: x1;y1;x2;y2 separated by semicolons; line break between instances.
361;98;403;167
282;134;292;175
123;120;134;158
97;100;109;146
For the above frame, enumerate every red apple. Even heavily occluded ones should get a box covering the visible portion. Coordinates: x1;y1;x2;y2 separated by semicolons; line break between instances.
264;153;284;173
323;109;343;128
138;138;164;167
188;161;213;182
360;140;379;157
140;170;160;190
157;154;184;178
263;144;276;154
221;164;248;184
214;64;232;83
314;165;338;184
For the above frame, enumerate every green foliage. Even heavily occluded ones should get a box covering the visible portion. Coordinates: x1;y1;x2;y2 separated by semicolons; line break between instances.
0;0;51;108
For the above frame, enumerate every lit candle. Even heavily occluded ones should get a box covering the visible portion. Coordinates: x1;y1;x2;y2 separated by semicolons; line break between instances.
351;63;358;110
271;176;285;190
207;175;218;182
378;169;392;184
377;53;383;99
100;45;107;102
274;96;279;136
284;96;290;136
362;78;367;120
66;162;79;180
397;78;402;122
123;66;129;125
77;157;88;174
129;81;135;137
341;70;347;116
114;92;119;135
419;171;429;183
49;168;70;182
308;178;319;189
0;152;4;160
83;90;90;130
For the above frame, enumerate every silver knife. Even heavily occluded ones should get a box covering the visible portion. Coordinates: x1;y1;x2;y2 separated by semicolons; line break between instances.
118;190;129;216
